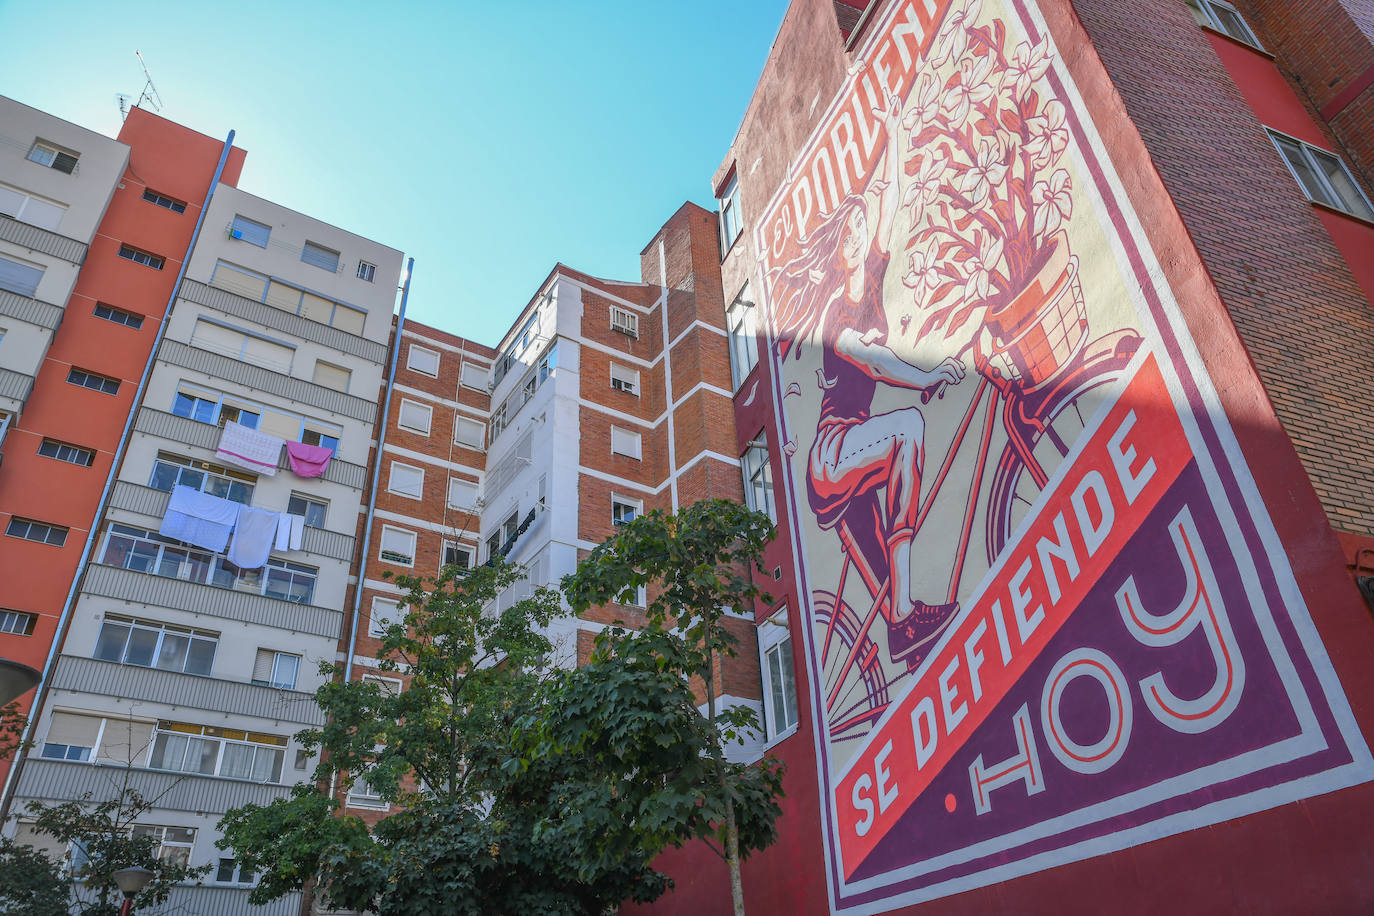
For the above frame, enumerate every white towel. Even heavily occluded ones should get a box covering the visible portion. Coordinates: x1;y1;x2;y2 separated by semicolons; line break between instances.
158;485;238;553
228;506;279;569
275;513;292;550
216;421;283;476
289;514;304;551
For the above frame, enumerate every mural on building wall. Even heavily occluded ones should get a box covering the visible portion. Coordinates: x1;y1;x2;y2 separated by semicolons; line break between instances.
754;0;1373;910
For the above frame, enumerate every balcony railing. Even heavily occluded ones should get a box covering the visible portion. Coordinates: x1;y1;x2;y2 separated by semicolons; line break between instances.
0;287;62;329
0;365;34;403
0;213;87;264
133;407;369;489
160;338;377;423
52;655;326;726
14;757;294;816
180;277;387;363
82;564;343;639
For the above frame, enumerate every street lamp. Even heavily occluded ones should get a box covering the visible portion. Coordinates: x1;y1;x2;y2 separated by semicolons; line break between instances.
0;657;40;705
113;866;153;916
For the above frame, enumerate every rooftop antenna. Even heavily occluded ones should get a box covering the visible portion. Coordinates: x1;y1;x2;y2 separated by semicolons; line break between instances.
133;50;162;113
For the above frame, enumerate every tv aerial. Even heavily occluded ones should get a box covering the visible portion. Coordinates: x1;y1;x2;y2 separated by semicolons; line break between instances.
117;51;163;120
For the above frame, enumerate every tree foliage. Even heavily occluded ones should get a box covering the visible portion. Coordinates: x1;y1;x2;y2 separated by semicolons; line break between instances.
0;837;67;916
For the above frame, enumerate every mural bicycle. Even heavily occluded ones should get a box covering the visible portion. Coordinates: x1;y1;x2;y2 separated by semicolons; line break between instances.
753;0;1372;911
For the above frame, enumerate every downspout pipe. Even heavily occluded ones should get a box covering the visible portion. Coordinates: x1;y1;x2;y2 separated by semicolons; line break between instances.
0;131;237;821
343;257;412;683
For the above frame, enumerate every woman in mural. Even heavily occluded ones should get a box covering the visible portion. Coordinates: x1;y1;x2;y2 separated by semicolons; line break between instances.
772;96;966;663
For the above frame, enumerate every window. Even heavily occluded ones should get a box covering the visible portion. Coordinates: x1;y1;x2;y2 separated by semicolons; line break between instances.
301;241;340;272
0;254;44;297
610;426;642;460
1187;0;1264;48
609;362;639;395
40;713;98;763
190;318;294;374
727;287;760;389
67;367;120;396
759;608;799;740
0;609;37;635
133;825;197;867
313;360;351;392
447;477;478;508
170;386;262;430
362;674;402;696
286;493;328;528
252;648;301;690
370;597;403;637
742;436;776;521
397;399;433;435
537;343;558;383
41;742;91;762
26;140;78;174
388;461;425;499
379;526;416;566
718;172;742;255
7;517;67;547
610;306;639;338
1268;131;1374;221
486;531;501;561
93;303;144;329
38;439;95;467
407;345;440;377
357;260;376;282
0;183;66;230
459;361;489;390
149;720;287;783
300;426;341;453
93;615;217;676
149;453;255;504
142;189;186;214
489;404;507;441
346;763;387;808
611;497;640;526
98;524;318;604
215;857;257;886
454;416;485;450
442;541;472;570
116;244;164;270
229;215;271;247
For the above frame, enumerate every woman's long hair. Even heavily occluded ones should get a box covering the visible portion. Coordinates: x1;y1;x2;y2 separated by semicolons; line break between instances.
769;194;867;361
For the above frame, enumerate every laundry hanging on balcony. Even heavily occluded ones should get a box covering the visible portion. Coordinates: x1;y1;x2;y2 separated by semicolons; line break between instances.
159;484;239;553
229;505;280;569
285;440;333;479
274;513;305;551
216;420;284;476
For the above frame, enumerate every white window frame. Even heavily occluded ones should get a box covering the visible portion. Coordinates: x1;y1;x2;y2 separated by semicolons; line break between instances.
727;286;759;390
447;476;478;509
459;361;489;390
758;607;799;742
229;214;271;248
718;172;742;255
610;426;642;460
1189;0;1264;49
357;260;377;283
453;415;485;451
26;140;78;174
609;362;640;396
611;495;642;527
1267;128;1374;221
441;540;473;572
609;306;639;338
742;436;776;521
378;526;417;567
407;344;440;377
397;398;433;436
252;648;302;690
370;596;404;637
387;461;425;500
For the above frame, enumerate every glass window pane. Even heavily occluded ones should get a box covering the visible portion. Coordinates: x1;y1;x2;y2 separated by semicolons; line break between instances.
150;733;187;770
204;476;232;500
220;743;255;779
186;638;216;675
188;736;219;774
148;463;179;491
227;481;253;504
1312;149;1374;219
271;654;299;689
216;858;235;882
93;622;131;662
124;627;158;666
156;632;190;671
251;746;284;783
157;546;189;579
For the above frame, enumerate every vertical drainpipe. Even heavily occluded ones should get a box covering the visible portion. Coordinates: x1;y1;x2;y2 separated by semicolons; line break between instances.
0;131;238;821
343;257;412;683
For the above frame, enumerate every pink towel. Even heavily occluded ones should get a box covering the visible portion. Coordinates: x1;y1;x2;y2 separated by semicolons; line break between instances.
286;440;333;478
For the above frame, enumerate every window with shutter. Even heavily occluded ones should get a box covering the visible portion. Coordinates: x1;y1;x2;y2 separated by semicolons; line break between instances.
0;255;44;298
459;362;489;390
370;597;403;636
301;241;340;272
397;399;432;435
609;306;639;338
213;261;270;300
230;215;271;248
610;426;642;459
252;648;274;684
447;478;478;508
379;527;416;566
609;362;639;395
388;462;424;499
0;183;65;231
454;416;485;450
313;361;351;392
407;345;440;377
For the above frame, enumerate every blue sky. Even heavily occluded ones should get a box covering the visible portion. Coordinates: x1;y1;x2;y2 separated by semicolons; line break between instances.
0;0;789;346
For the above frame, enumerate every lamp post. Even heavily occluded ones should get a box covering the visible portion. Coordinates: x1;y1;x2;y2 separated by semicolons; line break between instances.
0;657;40;705
113;866;153;916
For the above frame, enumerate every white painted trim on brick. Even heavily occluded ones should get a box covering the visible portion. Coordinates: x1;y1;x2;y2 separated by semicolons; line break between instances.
561;275;658;315
373;507;482;538
381;442;484;477
391;382;489;417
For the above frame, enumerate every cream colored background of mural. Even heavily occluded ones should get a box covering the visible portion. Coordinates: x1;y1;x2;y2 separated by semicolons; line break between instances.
759;0;1145;774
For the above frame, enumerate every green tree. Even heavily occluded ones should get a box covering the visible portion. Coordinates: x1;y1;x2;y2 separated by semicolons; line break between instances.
560;498;785;916
0;837;67;916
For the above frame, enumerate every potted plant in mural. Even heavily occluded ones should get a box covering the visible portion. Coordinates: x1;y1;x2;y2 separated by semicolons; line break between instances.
898;2;1090;388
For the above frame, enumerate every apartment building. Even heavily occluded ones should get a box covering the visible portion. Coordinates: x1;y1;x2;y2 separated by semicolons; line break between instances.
2;114;403;912
637;0;1374;913
0;100;245;795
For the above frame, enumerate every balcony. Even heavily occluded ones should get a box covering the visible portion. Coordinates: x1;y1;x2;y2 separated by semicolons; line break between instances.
159;339;377;423
180;278;387;363
150;885;301;916
0;287;63;330
82;564;343;640
14;757;294;816
0;213;87;264
0;365;35;403
108;481;356;562
133;408;369;490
